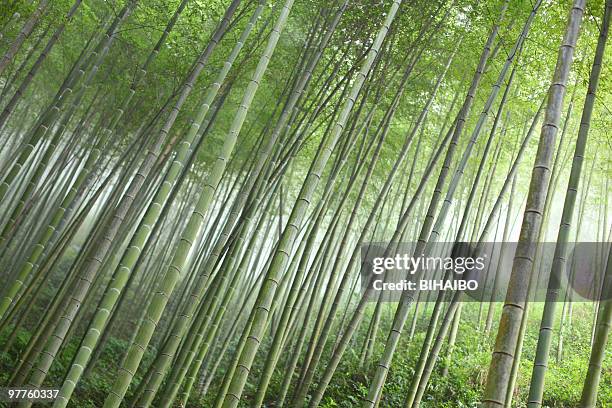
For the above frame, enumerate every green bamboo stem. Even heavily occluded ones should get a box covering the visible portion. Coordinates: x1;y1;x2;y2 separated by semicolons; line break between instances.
527;2;609;405
482;1;585;405
0;0;50;76
100;1;298;406
0;0;83;130
16;0;233;398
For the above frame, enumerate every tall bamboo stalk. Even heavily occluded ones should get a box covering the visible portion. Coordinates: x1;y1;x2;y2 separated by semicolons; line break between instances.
482;1;585;405
527;2;609;405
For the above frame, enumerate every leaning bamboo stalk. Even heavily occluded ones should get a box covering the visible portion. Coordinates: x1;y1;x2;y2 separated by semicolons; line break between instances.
0;0;50;76
527;2;609;405
219;2;402;407
101;1;294;406
300;40;457;408
0;0;83;130
118;6;266;408
52;3;250;402
482;1;585;405
579;242;612;407
17;0;237;398
364;4;526;406
406;102;544;407
0;3;132;205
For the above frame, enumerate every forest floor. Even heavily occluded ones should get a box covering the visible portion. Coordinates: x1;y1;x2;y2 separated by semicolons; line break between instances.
1;302;609;407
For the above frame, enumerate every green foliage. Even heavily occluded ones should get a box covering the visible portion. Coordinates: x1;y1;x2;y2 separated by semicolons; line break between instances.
290;303;611;407
0;0;609;406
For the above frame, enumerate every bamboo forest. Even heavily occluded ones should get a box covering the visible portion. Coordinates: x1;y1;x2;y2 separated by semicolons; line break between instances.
0;0;610;406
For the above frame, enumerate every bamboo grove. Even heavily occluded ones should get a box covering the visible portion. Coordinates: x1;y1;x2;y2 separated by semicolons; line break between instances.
0;0;610;406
